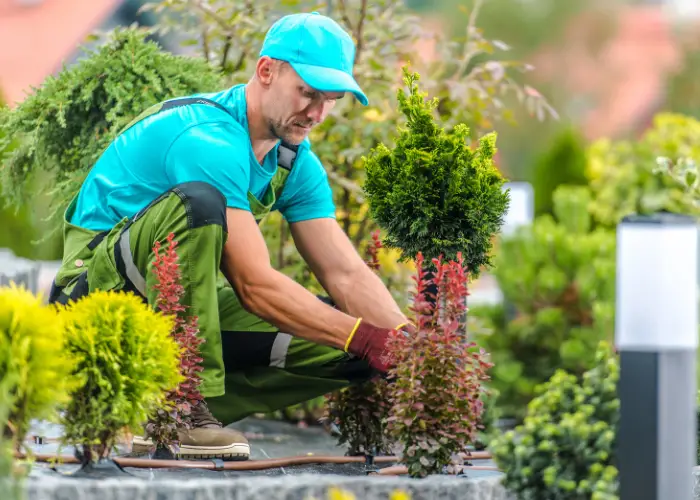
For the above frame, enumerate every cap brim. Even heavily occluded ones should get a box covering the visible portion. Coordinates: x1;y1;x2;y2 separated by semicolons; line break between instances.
290;62;368;106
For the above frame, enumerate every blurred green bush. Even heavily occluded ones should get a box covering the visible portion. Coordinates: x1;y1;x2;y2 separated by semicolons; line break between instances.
0;27;224;240
491;341;620;500
586;112;700;228
532;126;588;217
472;185;616;420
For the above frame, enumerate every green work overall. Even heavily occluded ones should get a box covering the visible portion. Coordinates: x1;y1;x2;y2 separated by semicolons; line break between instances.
48;97;372;425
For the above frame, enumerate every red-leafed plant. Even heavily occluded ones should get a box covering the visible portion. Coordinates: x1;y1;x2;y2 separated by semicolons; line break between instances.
145;232;206;452
384;252;493;478
324;230;393;457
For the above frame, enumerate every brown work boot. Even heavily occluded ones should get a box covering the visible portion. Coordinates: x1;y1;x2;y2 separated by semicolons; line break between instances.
132;400;250;461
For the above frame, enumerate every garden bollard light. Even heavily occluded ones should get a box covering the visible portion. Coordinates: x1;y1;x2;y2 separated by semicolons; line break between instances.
615;213;698;500
501;181;533;237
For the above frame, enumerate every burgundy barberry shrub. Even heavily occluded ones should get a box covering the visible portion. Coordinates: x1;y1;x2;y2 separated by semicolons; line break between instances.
145;232;206;450
384;252;493;477
324;230;393;456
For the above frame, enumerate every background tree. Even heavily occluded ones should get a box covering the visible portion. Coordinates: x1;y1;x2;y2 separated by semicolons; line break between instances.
141;0;555;299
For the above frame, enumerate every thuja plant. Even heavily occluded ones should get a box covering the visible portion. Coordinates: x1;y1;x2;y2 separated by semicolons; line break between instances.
59;291;182;467
384;252;493;478
324;230;392;457
144;232;206;453
0;26;223;233
363;67;509;278
0;285;77;462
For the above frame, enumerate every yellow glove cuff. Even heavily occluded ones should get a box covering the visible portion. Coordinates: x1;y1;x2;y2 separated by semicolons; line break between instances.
344;317;363;352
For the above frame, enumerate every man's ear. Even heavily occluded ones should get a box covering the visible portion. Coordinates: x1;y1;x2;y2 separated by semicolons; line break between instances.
255;56;276;86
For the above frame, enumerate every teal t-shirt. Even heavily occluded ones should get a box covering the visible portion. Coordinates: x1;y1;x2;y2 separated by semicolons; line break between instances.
70;84;336;231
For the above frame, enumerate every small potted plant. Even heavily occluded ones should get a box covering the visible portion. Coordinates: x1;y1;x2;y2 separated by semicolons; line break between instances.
384;253;493;478
359;67;509;477
58;289;182;474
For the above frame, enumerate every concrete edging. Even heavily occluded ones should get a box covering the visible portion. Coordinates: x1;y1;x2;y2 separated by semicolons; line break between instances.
19;473;511;500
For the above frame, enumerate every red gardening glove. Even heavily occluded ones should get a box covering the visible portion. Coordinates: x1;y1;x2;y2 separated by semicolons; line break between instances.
345;320;415;374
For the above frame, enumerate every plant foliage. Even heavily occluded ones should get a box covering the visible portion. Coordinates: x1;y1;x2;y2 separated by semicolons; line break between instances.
140;0;553;295
0;285;76;453
585;112;700;228
145;233;206;451
59;290;182;463
473;185;616;419
324;230;392;456
531;127;588;217
491;341;620;500
363;68;509;276
0;27;223;229
384;252;493;478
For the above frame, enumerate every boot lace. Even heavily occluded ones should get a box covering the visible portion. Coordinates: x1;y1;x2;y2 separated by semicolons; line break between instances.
190;400;222;428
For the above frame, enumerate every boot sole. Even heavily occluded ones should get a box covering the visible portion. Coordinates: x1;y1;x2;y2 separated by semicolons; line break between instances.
132;436;250;461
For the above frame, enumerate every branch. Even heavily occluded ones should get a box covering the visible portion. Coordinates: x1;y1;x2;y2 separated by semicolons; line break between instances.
336;0;355;32
233;50;248;73
220;35;232;70
455;0;486;80
326;168;365;203
189;0;236;35
354;0;368;65
201;27;210;63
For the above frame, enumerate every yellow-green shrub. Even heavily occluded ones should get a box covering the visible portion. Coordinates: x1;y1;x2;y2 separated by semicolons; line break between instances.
0;284;76;453
586;113;700;228
58;290;182;462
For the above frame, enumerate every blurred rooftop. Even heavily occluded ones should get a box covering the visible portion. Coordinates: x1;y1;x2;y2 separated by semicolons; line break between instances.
1;1;700;143
0;0;122;106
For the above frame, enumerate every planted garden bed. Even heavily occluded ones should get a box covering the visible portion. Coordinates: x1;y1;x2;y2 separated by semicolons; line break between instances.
12;417;509;500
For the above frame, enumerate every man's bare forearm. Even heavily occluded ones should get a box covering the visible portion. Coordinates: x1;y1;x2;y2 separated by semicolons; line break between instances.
321;264;409;330
229;267;358;349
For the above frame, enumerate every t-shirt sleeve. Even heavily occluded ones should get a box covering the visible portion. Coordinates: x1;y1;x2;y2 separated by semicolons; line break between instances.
164;122;251;211
278;149;336;223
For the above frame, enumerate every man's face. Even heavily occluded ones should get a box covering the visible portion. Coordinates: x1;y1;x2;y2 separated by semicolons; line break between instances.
262;62;345;145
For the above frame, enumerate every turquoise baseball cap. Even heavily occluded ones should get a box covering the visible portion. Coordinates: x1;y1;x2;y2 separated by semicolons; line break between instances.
260;12;369;106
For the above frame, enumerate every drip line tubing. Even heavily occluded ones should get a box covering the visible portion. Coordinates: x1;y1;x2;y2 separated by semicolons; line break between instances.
373;465;501;476
15;450;493;472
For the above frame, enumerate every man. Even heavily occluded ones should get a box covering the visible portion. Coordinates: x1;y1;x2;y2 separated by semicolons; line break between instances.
49;12;412;461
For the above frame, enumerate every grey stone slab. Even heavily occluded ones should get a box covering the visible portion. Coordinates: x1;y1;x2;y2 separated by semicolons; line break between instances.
17;473;511;500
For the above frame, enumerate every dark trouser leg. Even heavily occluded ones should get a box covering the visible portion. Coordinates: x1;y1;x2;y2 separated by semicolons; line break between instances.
206;284;374;425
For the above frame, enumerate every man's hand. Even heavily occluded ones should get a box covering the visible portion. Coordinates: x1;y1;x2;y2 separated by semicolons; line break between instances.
345;320;416;373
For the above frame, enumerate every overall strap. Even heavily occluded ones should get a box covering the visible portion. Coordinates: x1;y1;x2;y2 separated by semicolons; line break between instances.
121;97;300;175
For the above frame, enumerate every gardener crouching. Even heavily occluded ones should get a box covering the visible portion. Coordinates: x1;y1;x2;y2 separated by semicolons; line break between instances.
48;12;413;461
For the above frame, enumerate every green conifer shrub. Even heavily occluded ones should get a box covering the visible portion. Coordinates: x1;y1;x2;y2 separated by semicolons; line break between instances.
491;341;620;500
0;27;223;228
472;185;616;419
0;285;77;453
362;67;509;277
58;290;182;464
0;285;76;499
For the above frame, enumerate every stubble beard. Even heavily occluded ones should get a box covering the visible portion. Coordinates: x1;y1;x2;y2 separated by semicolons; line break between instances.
269;119;305;146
